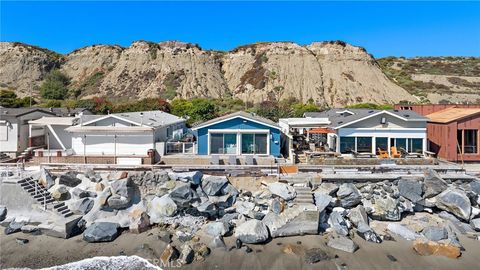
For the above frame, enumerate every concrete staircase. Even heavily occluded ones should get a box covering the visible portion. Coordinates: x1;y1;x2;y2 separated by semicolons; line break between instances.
18;177;74;218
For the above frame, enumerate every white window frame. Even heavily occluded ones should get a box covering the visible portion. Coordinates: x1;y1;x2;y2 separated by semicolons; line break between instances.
207;129;270;156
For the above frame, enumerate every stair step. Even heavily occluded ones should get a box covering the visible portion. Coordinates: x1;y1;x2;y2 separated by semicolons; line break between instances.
56;205;68;212
40;198;55;204
59;208;71;214
53;202;65;209
63;212;73;218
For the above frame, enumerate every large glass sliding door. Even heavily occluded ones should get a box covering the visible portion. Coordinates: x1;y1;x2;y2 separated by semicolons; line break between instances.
210;133;237;154
357;137;372;153
241;133;268;154
376;137;388;154
340;137;355;154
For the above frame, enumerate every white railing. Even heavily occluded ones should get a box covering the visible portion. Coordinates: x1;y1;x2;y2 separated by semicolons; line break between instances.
166;142;196;155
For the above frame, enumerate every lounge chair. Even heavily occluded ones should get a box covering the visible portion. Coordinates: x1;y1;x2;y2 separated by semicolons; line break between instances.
377;148;389;159
390;147;401;158
399;147;423;158
210;155;219;165
228;155;237;165
351;150;376;158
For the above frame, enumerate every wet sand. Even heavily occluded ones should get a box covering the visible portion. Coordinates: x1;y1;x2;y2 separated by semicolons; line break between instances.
1;227;480;270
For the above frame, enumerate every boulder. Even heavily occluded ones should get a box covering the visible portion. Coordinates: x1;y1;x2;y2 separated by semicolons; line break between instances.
424;170;449;198
337;183;362;208
270;198;284;214
209;235;227;250
422;226;448;241
370;196;402;221
435;189;471;221
148;195;178;223
179;244;195;265
160;244;180;264
201;176;228;196
110;178;133;197
98;187;112;206
235;201;255;216
470;180;480;195
203;221;229;237
0;206;6;222
398;179;424;203
347;205;368;227
175;171;203;185
268;182;296;201
387;223;419;241
470;218;480;231
234;219;269;244
327;236;358;253
129;209;150;234
95;182;105;192
196;201;218;217
303;248;331;264
58;172;82;187
71;188;97;199
356;222;381;243
328;211;349;236
69;198;94;215
83;222;120;242
39;168;55;189
313;193;332;212
316;183;339;196
170;182;198;207
21;225;41;235
107;195;131;210
49;185;70;201
5;220;26;235
413;239;461;259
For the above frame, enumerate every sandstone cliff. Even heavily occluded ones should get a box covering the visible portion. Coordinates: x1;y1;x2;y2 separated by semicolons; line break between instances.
0;41;417;106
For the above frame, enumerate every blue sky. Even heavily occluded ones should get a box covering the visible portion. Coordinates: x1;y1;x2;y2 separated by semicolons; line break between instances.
1;1;479;57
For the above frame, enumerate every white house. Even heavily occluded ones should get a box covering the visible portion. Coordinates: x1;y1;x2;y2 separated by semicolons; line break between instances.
0;108;56;158
64;111;186;164
304;109;428;156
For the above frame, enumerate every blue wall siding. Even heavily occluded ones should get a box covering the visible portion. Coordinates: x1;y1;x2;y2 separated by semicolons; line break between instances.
196;117;281;157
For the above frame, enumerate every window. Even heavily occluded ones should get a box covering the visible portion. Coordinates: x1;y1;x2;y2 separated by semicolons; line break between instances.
241;133;268;154
376;137;388;154
0;124;7;141
223;134;237;154
464;130;478;154
357;137;372;153
457;130;463;154
210;133;224;154
340;137;355;154
394;138;407;151
409;139;423;153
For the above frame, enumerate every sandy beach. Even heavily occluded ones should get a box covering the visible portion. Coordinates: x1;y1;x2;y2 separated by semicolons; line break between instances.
1;225;479;270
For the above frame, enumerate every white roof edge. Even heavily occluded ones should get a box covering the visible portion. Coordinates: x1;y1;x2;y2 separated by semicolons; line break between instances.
334;110;426;129
192;115;280;131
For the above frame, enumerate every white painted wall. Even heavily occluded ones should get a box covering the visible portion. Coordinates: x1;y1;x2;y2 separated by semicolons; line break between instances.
71;133;154;156
0;122;17;152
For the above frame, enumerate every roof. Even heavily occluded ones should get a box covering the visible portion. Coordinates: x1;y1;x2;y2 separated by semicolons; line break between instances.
79;110;185;128
0;108;56;119
426;108;480;124
29;117;77;126
192;111;280;130
278;117;331;126
66;126;154;133
305;108;428;129
49;108;92;117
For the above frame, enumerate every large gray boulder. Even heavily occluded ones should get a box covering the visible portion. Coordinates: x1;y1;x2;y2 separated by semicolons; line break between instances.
370;196;402;221
313;193;332;213
316;183;339;196
234;219;269;244
235;201;255;216
58;172;82;187
107;195;131;210
83;222;119;242
268;182;296;201
387;223;419;241
422;226;447;241
435;188;471;221
148;195;177;222
5;220;26;235
209;235;227;250
424;170;448;198
49;184;70;201
337;183;362;208
347;205;368;227
196;201;218;217
0;206;6;222
174;171;203;185
328;211;349;236
110;178;133;197
170;182;198;208
356;222;381;243
203;221;229;237
201;176;228;196
398;179;424;203
71;188;97;199
69;198;94;215
470;218;480;231
470;181;480;196
327;236;358;253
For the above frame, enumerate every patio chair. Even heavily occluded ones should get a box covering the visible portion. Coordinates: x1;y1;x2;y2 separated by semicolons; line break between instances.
377;148;389;159
210;155;219;165
399;147;423;158
390;147;401;158
245;155;254;165
228;155;237;165
351;150;376;158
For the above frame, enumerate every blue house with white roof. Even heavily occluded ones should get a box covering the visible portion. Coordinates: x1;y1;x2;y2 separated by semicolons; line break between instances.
192;111;281;157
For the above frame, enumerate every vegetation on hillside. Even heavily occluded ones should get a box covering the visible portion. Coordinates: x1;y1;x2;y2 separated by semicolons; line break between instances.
40;69;71;100
0;89;36;108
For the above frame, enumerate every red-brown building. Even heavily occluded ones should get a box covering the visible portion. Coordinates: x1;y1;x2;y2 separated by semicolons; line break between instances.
395;104;480;162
